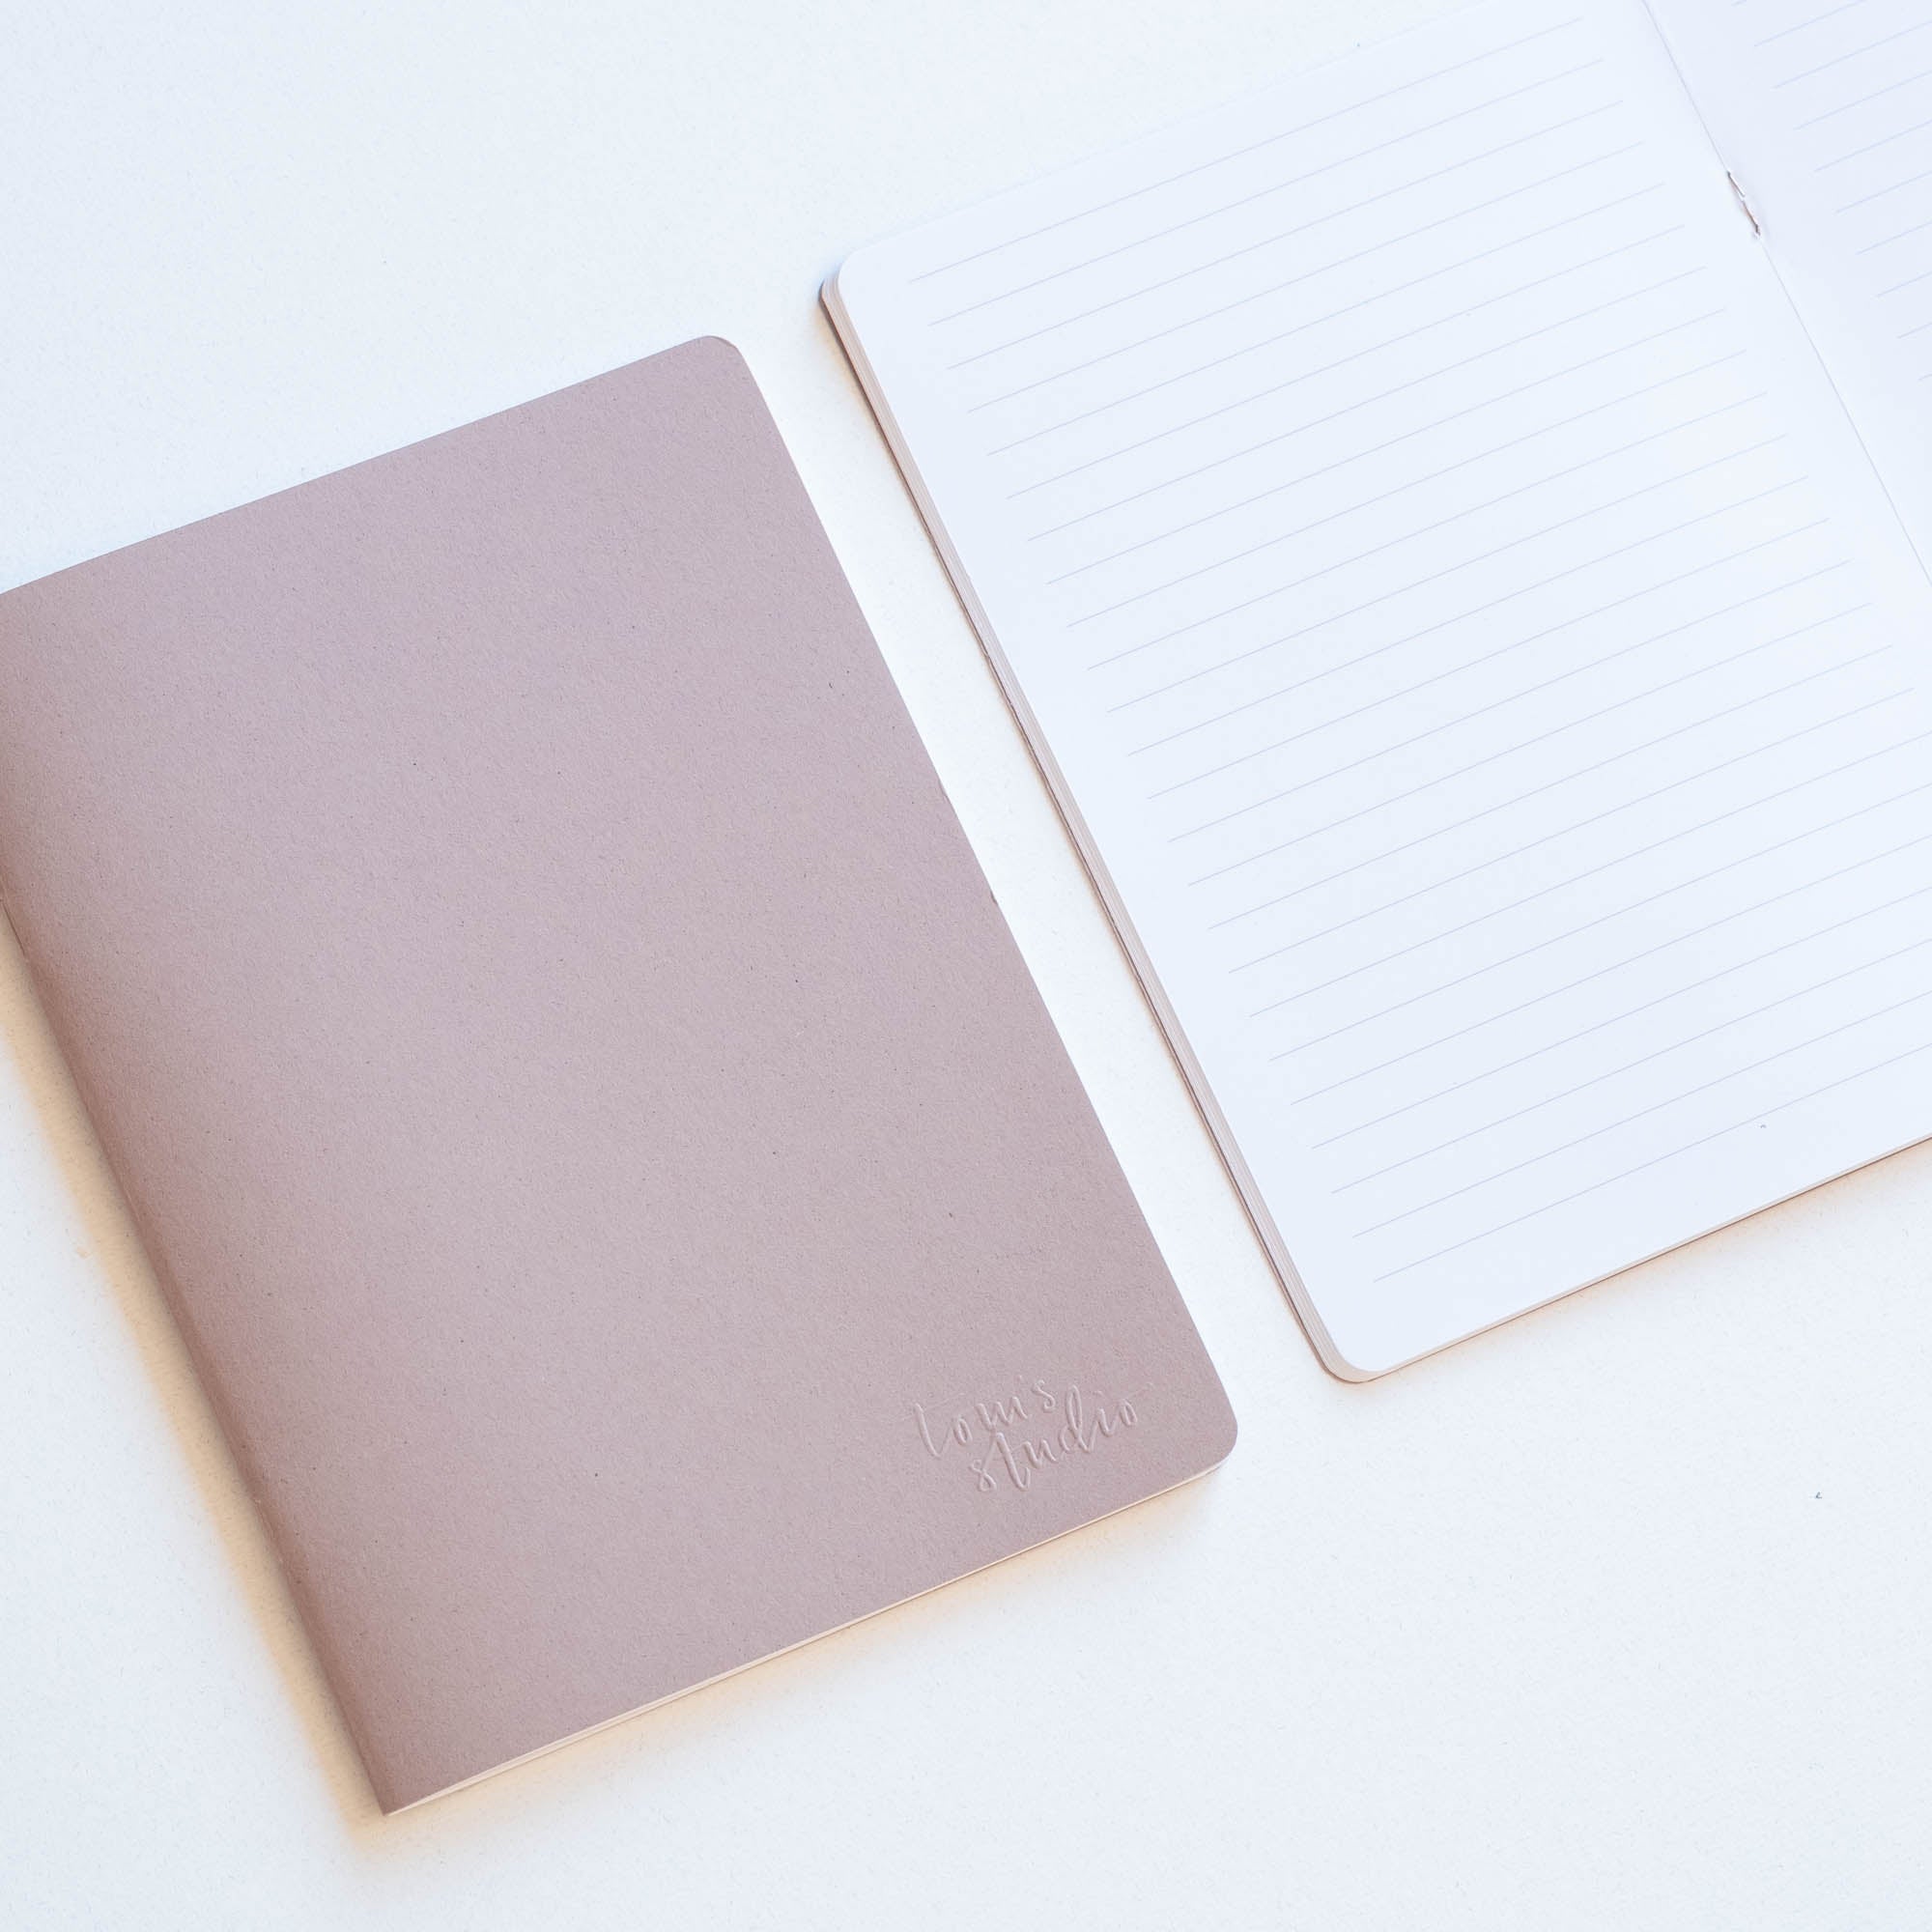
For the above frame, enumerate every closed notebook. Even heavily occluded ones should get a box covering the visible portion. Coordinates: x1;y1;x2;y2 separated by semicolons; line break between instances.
0;338;1235;1812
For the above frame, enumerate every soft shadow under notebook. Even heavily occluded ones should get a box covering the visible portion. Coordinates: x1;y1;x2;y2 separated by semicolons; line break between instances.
0;338;1234;1811
827;0;1932;1378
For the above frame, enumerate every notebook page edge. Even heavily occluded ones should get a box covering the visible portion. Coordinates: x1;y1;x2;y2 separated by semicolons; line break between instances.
824;270;1369;1378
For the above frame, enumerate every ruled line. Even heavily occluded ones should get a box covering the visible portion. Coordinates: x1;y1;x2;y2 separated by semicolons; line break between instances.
928;62;1609;326
1334;931;1932;1195
902;17;1584;282
1857;214;1932;254
1065;392;1754;625
1353;983;1932;1236
1104;471;1799;700
1182;612;1870;889
1142;547;1843;784
1836;164;1932;214
1042;352;1742;582
976;187;1666;418
1369;1038;1932;1282
1012;277;1710;502
1793;64;1932;129
1263;775;1932;1054
1162;579;1857;837
1755;0;1880;50
948;117;1633;371
987;207;1671;455
1103;438;1786;673
1307;877;1932;1143
1816;113;1932;171
1026;318;1726;538
1774;18;1932;89
1224;690;1902;948
1284;822;1932;1095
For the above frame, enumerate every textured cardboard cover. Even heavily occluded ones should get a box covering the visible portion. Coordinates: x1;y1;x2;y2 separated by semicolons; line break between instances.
0;339;1234;1810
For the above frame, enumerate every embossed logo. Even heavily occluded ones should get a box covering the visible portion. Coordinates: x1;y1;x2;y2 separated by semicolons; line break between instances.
913;1379;1140;1493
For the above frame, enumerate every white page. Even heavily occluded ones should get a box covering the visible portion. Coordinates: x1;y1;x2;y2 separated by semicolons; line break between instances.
1647;0;1932;560
829;0;1932;1375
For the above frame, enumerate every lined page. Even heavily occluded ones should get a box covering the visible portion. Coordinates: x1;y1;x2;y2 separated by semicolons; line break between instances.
829;0;1932;1375
1649;0;1932;561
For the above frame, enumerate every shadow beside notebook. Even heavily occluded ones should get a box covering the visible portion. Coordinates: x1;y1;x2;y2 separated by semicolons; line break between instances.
0;921;380;1828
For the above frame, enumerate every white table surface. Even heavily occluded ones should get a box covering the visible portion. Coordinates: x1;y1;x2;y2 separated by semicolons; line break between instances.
4;2;1930;1925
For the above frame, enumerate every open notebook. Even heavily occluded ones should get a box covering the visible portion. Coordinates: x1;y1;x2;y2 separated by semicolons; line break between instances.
827;0;1932;1378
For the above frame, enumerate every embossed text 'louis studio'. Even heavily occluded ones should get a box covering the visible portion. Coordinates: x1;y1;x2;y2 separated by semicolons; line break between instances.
915;1381;1140;1492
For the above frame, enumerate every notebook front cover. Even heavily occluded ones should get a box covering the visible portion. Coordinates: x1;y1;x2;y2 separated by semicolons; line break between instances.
0;338;1234;1811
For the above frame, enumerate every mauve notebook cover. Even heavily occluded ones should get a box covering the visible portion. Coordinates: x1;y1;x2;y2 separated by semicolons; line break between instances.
0;337;1235;1811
